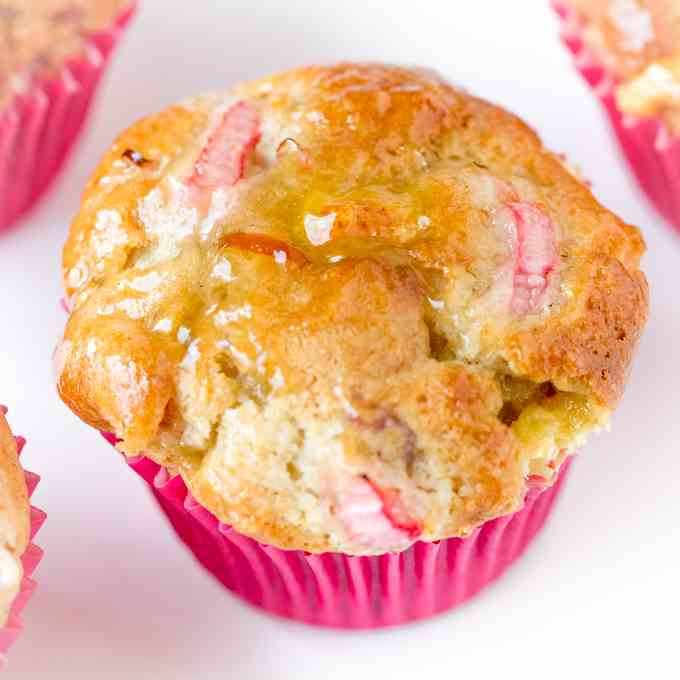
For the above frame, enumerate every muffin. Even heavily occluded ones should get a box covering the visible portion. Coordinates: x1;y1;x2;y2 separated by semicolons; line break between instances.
56;63;648;626
0;407;44;665
0;0;136;233
554;0;680;231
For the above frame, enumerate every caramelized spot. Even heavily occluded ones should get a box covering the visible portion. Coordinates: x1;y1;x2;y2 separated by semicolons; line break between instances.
276;137;312;167
221;233;309;266
498;377;557;426
122;149;151;167
286;462;302;481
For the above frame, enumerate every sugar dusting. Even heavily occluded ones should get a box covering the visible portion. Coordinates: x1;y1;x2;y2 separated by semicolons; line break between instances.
105;355;149;426
179;340;201;371
153;318;173;333
108;294;160;320
137;177;198;265
305;110;327;125
248;332;268;375
216;339;252;368
212;258;236;282
123;272;162;293
608;0;654;52
200;188;232;239
92;210;128;258
304;212;336;246
67;265;87;289
332;384;358;418
214;304;253;326
269;367;285;391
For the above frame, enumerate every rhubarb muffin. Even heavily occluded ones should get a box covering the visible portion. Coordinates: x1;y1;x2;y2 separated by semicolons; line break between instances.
0;408;43;660
555;0;680;230
55;63;647;624
0;0;136;232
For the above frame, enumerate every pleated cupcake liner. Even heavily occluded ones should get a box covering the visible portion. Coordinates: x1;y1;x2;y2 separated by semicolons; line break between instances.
0;2;136;233
553;1;680;232
114;432;570;629
0;407;46;668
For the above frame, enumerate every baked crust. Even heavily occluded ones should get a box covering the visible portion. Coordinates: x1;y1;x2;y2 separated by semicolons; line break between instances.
565;1;680;129
57;63;648;554
0;410;29;624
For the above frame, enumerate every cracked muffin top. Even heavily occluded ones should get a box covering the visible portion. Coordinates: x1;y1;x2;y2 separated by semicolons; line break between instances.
0;410;29;623
564;0;680;131
56;63;648;555
0;0;131;107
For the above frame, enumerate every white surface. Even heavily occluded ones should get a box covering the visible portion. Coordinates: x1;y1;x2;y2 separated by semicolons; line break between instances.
1;0;678;677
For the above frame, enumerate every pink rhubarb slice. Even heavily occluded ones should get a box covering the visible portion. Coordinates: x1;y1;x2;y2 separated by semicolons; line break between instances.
189;101;261;189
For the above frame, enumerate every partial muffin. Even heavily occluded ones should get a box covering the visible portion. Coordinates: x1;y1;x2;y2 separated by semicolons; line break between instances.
0;408;44;664
56;63;647;625
555;0;680;230
0;0;136;232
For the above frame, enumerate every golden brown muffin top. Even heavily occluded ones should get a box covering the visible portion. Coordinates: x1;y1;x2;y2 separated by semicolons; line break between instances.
0;0;130;106
0;409;29;623
57;63;648;554
565;0;680;130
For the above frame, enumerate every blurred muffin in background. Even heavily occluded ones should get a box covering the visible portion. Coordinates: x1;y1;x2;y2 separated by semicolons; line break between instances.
0;407;44;667
555;0;680;232
0;0;136;233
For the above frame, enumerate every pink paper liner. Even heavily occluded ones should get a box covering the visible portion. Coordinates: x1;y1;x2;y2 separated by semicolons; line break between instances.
116;434;570;629
0;408;45;668
0;3;136;234
553;1;680;232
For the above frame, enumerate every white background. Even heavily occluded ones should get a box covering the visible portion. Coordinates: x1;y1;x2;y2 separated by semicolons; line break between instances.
1;0;678;677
